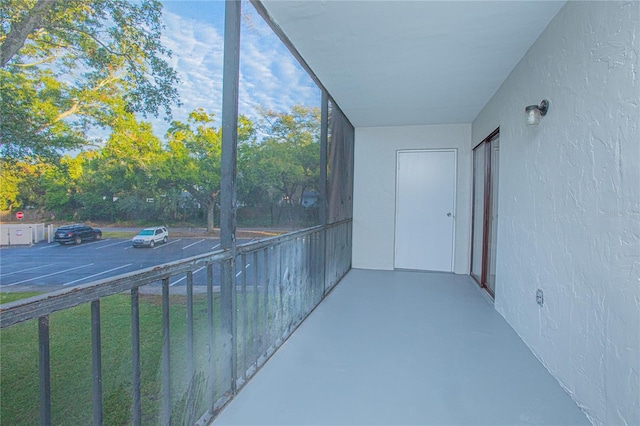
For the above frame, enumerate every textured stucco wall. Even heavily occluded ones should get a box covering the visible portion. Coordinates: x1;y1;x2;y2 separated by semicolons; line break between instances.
352;124;471;273
472;2;639;424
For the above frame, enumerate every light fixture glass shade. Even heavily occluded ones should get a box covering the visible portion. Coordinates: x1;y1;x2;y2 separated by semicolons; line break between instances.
525;106;540;126
525;100;549;126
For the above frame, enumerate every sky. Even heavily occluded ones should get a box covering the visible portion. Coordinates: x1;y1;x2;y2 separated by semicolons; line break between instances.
152;1;321;138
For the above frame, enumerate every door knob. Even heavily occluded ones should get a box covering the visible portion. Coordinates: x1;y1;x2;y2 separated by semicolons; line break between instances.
447;212;452;217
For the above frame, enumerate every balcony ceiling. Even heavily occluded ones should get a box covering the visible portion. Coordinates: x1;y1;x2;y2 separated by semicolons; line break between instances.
260;0;566;128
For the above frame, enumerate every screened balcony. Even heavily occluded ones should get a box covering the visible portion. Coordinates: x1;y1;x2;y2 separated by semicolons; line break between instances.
1;0;637;425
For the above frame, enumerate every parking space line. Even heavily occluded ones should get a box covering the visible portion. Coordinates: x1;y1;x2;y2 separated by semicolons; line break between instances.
38;244;59;249
67;241;103;250
5;264;94;286
170;266;206;286
0;263;55;277
236;263;251;277
152;239;182;250
212;243;221;250
95;240;129;249
183;239;206;250
63;264;133;286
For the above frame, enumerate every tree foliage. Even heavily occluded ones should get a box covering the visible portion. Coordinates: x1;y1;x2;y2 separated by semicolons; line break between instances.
165;109;229;233
0;0;179;161
239;106;320;205
0;70;85;160
0;160;54;211
75;104;166;221
0;160;21;210
2;105;321;228
0;1;323;229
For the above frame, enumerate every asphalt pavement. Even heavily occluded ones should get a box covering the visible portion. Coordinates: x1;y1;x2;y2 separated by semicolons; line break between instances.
0;237;252;293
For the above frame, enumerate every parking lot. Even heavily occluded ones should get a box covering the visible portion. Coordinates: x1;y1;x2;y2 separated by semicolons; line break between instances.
0;237;252;292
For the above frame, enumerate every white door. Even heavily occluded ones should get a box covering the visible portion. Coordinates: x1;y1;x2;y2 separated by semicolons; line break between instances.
395;149;456;271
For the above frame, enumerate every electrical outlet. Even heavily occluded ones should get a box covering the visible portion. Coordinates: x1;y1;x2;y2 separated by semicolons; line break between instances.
536;289;544;306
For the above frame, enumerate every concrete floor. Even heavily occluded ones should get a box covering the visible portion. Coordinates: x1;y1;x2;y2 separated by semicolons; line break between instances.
213;269;589;425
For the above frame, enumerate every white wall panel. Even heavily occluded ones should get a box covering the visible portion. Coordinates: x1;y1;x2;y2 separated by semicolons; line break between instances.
352;124;471;273
472;2;639;424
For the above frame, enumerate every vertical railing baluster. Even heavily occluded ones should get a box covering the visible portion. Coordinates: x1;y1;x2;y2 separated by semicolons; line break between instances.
313;232;317;303
304;236;309;315
313;233;317;303
293;238;299;322
224;258;237;393
252;250;259;369
161;277;171;425
304;236;309;309
241;253;248;381
272;245;277;341
304;235;309;308
304;236;308;308
329;229;332;288
277;242;284;341
299;237;303;321
325;227;330;287
289;239;294;332
38;316;51;426
311;232;315;300
292;239;297;329
316;230;323;302
263;248;270;353
131;288;141;426
322;225;328;295
297;238;301;319
310;232;316;302
206;264;215;411
313;231;318;298
91;300;103;426
186;271;195;423
295;238;299;313
285;240;290;337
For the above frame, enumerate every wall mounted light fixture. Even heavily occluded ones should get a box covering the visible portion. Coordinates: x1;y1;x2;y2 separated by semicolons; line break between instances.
525;99;549;126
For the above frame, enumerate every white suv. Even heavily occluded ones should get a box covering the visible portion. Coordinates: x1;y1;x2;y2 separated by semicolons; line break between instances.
132;226;169;248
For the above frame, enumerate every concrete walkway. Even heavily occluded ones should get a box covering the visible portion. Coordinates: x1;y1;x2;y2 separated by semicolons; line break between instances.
213;269;588;425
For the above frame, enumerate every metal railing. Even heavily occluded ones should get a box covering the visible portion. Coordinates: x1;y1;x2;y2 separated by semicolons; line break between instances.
0;220;352;425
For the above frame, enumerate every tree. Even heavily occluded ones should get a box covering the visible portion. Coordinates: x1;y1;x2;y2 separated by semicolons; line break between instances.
0;160;53;212
0;71;86;160
75;103;166;221
0;0;179;161
0;160;21;210
165;109;222;233
41;155;83;216
239;106;320;212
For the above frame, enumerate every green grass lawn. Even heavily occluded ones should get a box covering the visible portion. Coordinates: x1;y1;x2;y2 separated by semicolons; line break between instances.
101;231;136;239
1;293;165;425
1;288;279;425
0;291;246;425
0;292;42;304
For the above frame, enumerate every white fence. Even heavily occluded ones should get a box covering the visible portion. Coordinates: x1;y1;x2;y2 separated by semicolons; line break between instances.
0;223;46;246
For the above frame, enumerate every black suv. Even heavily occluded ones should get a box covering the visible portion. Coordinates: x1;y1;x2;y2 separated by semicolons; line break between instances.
54;225;102;245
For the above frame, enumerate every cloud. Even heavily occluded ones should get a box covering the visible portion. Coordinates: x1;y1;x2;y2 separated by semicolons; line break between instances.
147;4;320;140
238;7;321;119
156;10;225;135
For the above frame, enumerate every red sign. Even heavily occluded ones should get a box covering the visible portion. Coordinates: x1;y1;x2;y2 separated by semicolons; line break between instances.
16;211;24;220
